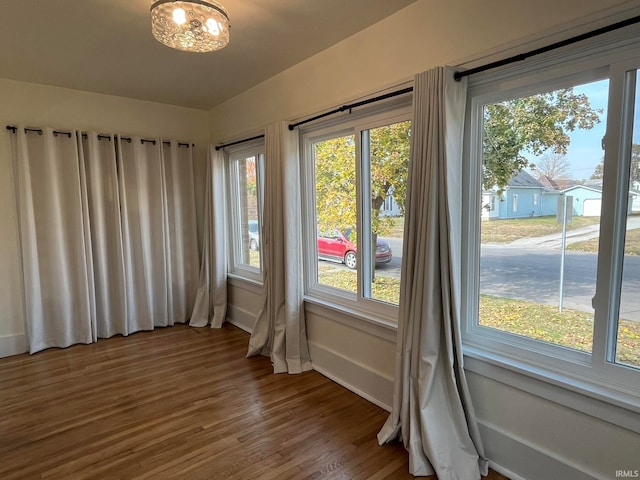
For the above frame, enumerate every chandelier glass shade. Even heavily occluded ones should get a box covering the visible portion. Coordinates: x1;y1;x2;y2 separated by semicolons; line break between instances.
150;0;230;52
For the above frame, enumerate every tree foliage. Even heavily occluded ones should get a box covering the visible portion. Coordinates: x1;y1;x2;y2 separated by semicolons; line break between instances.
369;121;411;233
590;159;604;180
314;121;411;236
483;88;601;192
314;135;357;234
591;144;640;185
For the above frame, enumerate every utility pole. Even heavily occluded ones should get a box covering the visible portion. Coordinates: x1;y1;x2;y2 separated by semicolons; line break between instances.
557;195;573;312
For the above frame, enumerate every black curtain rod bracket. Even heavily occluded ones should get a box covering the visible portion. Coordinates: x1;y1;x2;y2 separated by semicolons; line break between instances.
454;14;640;81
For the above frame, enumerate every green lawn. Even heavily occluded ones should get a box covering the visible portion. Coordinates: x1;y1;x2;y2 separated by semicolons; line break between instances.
480;294;640;367
318;264;400;304
390;215;602;244
249;249;260;268
568;228;640;255
481;215;600;244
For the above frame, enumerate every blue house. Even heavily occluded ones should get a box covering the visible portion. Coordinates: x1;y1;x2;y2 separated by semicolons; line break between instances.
483;176;639;220
482;171;560;220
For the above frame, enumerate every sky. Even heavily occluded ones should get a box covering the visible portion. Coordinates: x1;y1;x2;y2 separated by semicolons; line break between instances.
523;76;640;181
565;79;609;180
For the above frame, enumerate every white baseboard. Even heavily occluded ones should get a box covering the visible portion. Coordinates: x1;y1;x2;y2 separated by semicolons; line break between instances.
226;317;252;334
487;460;527;480
225;304;255;333
308;340;393;412
0;333;28;358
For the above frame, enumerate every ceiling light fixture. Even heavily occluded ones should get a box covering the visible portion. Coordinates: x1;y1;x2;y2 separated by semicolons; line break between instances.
150;0;230;53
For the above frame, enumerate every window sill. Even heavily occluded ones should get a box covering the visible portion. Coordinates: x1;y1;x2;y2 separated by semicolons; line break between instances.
463;344;640;434
227;274;264;294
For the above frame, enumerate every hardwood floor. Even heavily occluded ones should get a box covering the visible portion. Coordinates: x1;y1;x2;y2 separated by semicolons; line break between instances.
0;323;508;479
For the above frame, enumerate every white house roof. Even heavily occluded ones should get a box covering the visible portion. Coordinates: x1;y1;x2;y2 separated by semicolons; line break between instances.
563;184;603;194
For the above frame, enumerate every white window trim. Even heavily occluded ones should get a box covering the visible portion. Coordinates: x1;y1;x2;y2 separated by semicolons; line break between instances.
300;100;411;326
461;29;640;412
226;141;265;284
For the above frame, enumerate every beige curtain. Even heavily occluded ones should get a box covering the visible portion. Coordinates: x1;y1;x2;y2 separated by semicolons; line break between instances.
247;121;312;374
81;132;127;339
190;147;227;328
11;128;200;351
117;137;171;330
163;142;200;324
12;128;96;353
377;67;488;479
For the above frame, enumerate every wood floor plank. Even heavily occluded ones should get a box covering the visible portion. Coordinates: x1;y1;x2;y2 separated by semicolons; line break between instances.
0;323;508;479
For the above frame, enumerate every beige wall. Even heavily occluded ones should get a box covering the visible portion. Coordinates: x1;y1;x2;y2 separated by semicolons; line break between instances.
0;79;209;349
211;1;640;478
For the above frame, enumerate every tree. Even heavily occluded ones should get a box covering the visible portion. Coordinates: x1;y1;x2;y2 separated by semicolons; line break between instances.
591;144;640;185
590;159;604;180
314;121;411;237
533;153;571;182
369;121;411;234
314;135;357;234
483;88;601;193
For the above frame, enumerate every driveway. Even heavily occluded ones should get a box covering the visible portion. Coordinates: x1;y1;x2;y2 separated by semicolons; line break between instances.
507;216;640;249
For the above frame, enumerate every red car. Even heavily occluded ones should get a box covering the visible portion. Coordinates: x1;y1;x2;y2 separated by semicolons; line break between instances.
317;228;392;270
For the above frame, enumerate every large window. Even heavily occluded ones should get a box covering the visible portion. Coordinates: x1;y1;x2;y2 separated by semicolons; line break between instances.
302;104;411;319
463;42;640;401
227;144;264;281
477;79;607;356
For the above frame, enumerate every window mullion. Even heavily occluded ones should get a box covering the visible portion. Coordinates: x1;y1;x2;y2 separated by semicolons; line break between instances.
594;65;635;370
462;97;484;336
359;128;371;300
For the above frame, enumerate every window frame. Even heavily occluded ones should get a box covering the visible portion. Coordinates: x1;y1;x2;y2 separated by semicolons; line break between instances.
226;141;265;284
300;100;411;324
461;38;640;407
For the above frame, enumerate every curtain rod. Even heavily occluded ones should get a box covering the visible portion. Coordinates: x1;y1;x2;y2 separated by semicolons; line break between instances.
215;134;265;151
454;14;640;81
215;86;413;146
288;86;414;131
5;126;194;148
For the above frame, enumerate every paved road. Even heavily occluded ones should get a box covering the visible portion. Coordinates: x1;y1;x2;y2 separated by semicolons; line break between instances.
481;245;640;320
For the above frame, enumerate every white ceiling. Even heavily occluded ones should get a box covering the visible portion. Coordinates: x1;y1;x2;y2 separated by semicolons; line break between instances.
0;0;417;110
